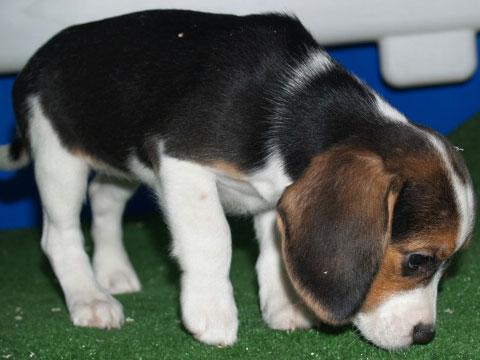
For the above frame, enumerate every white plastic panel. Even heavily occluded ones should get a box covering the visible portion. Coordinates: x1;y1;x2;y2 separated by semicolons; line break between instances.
379;30;478;87
0;0;479;87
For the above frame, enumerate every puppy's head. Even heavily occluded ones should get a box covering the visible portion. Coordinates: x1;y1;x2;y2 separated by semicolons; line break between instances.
277;141;475;349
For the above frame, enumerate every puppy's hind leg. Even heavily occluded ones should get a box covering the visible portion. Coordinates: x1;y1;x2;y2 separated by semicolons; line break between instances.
30;99;123;329
89;174;140;294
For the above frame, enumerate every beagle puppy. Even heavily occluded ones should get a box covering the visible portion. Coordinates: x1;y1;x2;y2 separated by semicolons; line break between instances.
0;10;475;350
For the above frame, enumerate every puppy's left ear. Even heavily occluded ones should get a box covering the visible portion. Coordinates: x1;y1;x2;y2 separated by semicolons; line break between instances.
277;146;402;325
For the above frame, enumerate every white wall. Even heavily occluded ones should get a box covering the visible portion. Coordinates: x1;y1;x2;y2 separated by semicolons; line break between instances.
1;0;479;87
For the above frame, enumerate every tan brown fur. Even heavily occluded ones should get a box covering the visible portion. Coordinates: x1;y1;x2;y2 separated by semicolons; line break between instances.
361;228;458;312
208;160;246;179
392;153;442;178
279;147;398;246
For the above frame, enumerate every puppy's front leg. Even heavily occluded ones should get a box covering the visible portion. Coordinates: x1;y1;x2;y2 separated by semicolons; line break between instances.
255;211;314;330
158;156;238;346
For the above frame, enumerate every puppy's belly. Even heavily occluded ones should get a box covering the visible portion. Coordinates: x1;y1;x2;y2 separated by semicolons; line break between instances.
125;154;277;214
216;175;274;215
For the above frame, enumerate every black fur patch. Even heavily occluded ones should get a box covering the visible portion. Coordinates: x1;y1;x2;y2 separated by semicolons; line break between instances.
8;136;25;161
13;10;318;172
391;175;457;241
12;9;460;183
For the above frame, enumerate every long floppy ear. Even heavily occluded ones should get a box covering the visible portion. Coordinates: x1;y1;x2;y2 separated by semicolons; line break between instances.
277;146;402;325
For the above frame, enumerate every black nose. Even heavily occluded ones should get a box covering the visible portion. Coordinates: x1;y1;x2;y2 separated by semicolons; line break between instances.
412;323;436;345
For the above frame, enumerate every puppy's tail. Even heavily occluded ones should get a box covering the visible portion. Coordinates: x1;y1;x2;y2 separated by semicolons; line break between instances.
0;135;31;171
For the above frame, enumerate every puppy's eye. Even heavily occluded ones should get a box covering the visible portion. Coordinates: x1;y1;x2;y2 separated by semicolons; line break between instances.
407;253;434;270
403;253;437;277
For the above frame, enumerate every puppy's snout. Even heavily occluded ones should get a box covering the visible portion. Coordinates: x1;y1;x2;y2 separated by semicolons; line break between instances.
412;323;436;345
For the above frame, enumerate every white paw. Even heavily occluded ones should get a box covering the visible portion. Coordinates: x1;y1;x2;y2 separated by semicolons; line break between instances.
257;258;315;331
69;294;124;329
94;260;141;295
181;278;238;346
261;298;315;330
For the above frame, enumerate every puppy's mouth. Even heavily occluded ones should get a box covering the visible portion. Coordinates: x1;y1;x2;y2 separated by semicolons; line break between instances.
352;284;439;350
353;315;416;350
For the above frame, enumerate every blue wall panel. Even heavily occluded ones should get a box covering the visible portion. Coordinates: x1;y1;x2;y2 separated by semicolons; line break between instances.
328;37;480;134
1;36;479;229
0;77;42;229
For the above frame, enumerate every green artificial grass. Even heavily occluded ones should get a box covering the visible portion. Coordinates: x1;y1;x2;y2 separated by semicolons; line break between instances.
1;115;479;360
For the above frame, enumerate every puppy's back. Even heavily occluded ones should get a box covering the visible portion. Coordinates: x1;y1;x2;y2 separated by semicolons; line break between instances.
13;10;317;170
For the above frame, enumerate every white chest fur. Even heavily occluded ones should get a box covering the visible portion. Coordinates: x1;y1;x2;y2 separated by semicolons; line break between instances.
214;154;292;215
